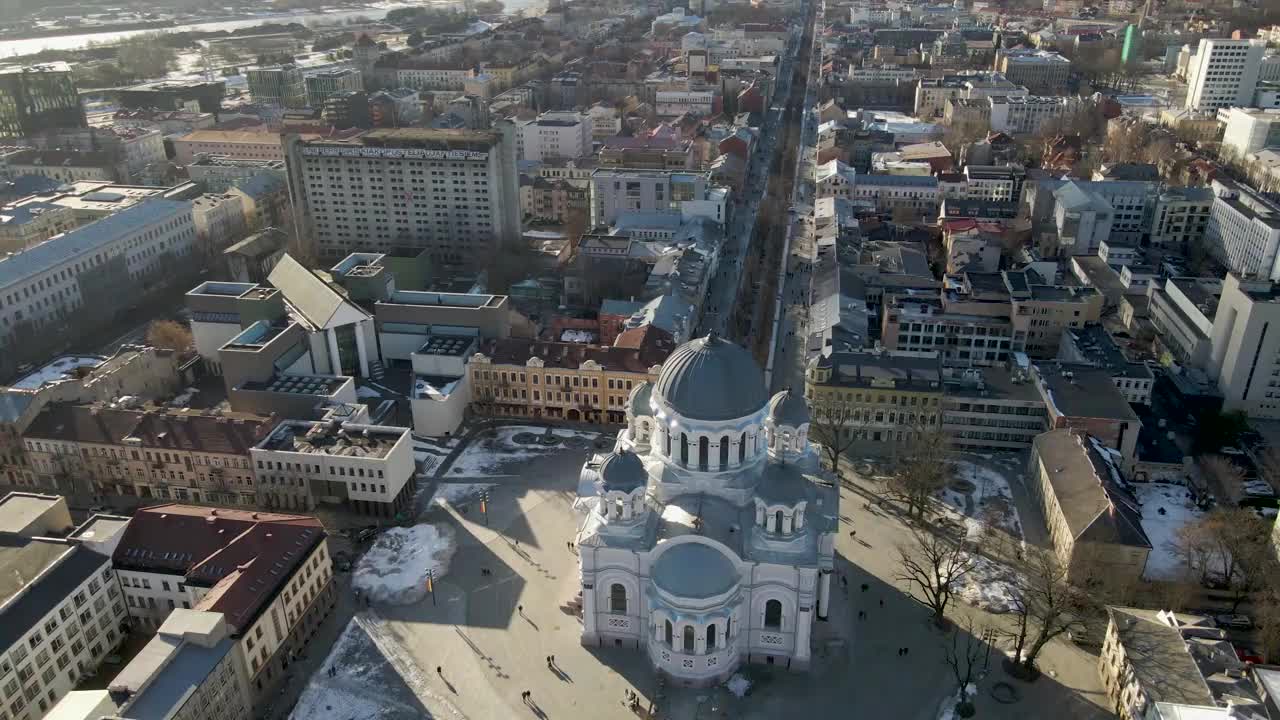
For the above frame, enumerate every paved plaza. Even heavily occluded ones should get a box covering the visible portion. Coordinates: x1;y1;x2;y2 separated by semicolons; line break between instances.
290;431;1117;720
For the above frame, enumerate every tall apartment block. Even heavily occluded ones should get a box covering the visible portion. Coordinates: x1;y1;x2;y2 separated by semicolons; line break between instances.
284;127;521;266
246;65;306;108
0;63;86;139
1184;39;1266;112
1210;274;1280;419
1204;179;1280;281
304;68;363;109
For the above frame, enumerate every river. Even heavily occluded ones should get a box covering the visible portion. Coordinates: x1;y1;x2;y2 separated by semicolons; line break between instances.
0;0;545;58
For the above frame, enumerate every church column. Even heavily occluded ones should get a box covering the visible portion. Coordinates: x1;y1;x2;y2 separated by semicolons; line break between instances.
582;580;598;642
816;570;831;620
354;321;371;378
794;605;813;664
326;328;342;375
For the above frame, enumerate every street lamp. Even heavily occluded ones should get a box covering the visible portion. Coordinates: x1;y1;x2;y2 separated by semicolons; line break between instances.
427;569;437;606
481;490;490;526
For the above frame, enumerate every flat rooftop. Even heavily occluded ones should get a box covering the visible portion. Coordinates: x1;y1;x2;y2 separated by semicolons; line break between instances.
10;355;106;390
257;421;406;457
0;493;62;534
417;334;475;357
1034;362;1138;421
240;374;348;396
223;321;290;351
120;635;235;720
384;290;504;308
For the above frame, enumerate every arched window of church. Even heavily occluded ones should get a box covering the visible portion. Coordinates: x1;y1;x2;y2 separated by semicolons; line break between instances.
738;432;746;463
706;623;717;650
615;498;624;519
609;583;627;614
698;436;709;471
725;617;732;638
664;428;671;457
718;436;729;471
665;620;673;646
775;510;784;533
683;625;695;653
680;433;689;466
764;599;782;629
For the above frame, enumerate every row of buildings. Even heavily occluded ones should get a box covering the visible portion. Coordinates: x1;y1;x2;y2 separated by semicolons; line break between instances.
0;492;334;720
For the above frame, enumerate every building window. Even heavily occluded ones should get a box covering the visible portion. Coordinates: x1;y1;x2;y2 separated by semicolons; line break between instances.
764;599;782;629
609;584;627;614
664;620;673;646
707;624;717;650
683;625;695;653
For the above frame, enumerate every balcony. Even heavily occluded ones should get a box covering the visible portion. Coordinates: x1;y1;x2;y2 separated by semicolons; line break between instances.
646;642;740;686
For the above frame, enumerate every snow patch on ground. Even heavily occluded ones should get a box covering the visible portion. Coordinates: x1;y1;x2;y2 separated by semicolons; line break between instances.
447;425;599;477
956;552;1021;614
560;329;596;343
1135;482;1204;581
939;459;1024;540
662;504;699;526
290;620;422;720
352;524;457;605
936;682;978;720
430;482;494;507
726;673;751;698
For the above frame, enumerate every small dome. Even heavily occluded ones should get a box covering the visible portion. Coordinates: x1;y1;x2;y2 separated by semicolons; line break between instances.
766;388;810;427
651;542;739;599
628;381;654;417
653;333;767;422
756;462;814;505
597;450;648;493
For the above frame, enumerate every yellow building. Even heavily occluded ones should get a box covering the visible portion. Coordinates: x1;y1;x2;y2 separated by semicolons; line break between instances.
803;349;944;456
469;326;673;423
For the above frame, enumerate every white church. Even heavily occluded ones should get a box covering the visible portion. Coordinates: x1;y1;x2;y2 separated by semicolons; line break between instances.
574;333;838;686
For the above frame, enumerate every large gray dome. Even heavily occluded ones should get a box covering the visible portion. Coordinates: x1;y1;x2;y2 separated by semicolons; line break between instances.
653;333;767;422
766;388;810;427
597;450;648;493
628;381;654;417
651;542;739;599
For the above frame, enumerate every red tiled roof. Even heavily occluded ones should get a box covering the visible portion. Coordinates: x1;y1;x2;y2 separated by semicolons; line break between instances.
112;505;324;632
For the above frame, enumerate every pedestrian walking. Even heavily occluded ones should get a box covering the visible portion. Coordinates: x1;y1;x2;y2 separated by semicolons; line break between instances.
879;599;884;608
903;647;909;656
861;583;869;592
518;604;523;614
436;666;442;675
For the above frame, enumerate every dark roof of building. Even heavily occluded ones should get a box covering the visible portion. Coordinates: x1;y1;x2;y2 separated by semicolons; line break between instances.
22;404;272;455
0;535;109;652
1034;362;1139;422
814;351;943;391
112;505;324;632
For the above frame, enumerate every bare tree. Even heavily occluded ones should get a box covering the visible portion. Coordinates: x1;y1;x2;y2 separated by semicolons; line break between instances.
807;397;859;473
1174;507;1271;611
886;426;953;519
942;617;985;716
1005;547;1086;676
1197;454;1246;502
146;320;193;352
896;527;975;626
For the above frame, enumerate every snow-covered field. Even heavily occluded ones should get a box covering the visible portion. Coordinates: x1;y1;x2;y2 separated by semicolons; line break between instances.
446;426;599;477
937;458;1024;541
1134;482;1202;581
289;619;425;720
956;552;1021;614
353;524;457;605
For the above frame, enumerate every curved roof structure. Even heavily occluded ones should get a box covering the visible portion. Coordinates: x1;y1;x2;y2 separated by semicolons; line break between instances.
653;333;766;422
651;542;739;599
628;381;654;417
597;450;648;493
766;389;810;427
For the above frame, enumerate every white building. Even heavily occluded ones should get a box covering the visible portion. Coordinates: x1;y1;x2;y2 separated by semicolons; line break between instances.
655;91;715;117
963;165;1024;203
1204;179;1280;281
0;493;127;720
1210;273;1280;418
0;200;195;348
394;66;475;91
1219;107;1280;162
589;168;723;227
1184;38;1267;112
110;505;335;709
588;103;622;139
284;127;521;266
252;420;417;517
576;336;837;684
520;111;593;162
1053;181;1113;255
987;95;1081;135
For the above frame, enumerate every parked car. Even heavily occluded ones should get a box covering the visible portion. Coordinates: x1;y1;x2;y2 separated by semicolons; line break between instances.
1235;645;1264;664
356;527;380;544
1215;614;1254;630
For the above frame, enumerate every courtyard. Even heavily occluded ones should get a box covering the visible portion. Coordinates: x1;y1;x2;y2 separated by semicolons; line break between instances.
289;432;1115;720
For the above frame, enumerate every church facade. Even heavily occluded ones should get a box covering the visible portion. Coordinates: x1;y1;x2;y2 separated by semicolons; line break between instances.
574;333;838;686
